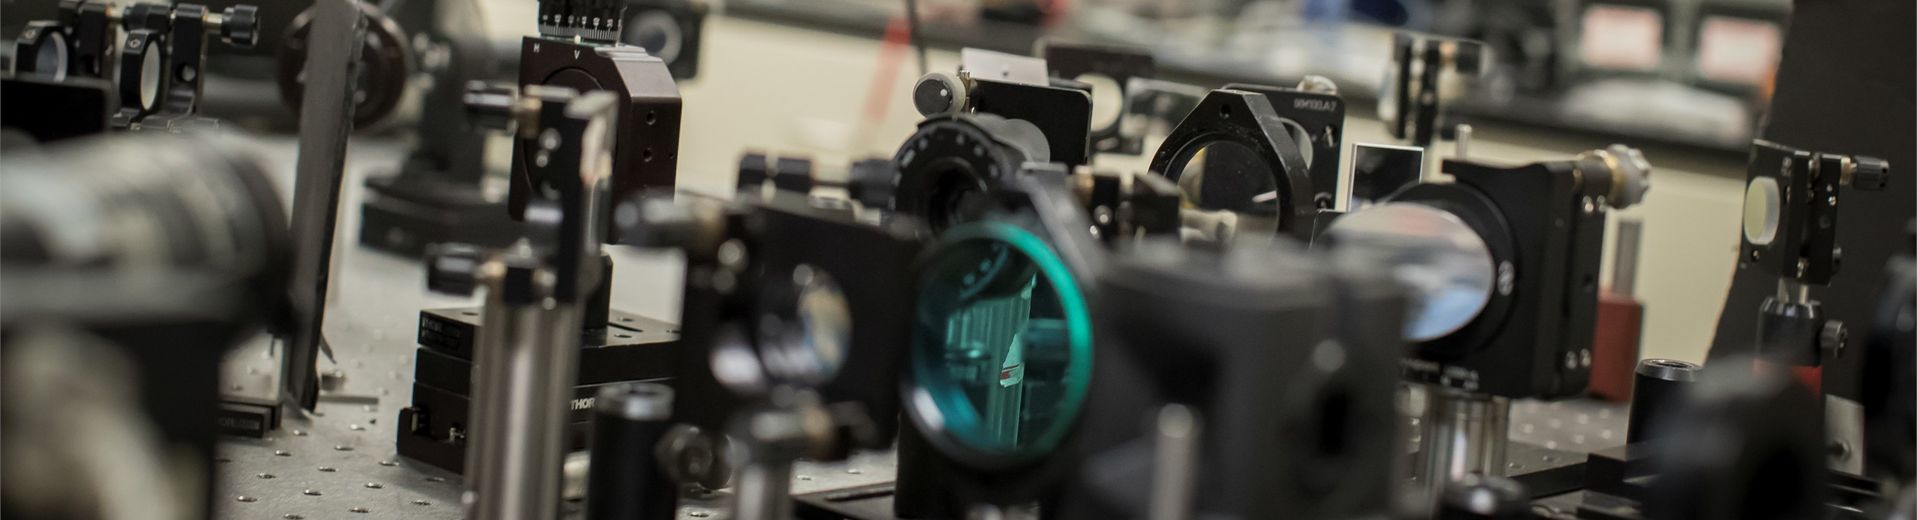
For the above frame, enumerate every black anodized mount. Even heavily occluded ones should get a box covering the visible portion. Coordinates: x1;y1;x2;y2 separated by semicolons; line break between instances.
510;36;681;240
1386;158;1603;400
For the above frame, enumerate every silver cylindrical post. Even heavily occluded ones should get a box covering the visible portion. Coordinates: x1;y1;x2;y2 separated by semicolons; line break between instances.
730;407;808;520
1418;387;1510;507
731;454;794;520
1611;218;1644;299
1453;124;1473;160
1148;404;1202;520
463;258;582;520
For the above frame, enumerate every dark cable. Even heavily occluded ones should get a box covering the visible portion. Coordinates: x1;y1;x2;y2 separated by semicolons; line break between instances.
904;0;927;75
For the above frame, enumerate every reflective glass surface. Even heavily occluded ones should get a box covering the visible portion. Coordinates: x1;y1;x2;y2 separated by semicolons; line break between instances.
909;222;1092;458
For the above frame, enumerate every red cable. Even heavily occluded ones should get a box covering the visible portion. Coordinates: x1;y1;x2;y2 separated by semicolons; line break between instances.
861;17;913;128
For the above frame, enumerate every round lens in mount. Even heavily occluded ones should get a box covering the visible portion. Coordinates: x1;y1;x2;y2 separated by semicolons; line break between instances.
907;221;1092;463
1326;203;1496;342
1743;177;1781;246
34;30;70;80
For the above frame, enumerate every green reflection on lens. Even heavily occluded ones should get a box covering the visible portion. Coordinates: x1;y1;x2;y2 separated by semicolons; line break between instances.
911;221;1092;459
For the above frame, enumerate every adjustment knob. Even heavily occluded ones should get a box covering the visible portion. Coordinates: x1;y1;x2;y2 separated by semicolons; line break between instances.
846;158;899;208
659;426;733;492
737;152;771;192
463;81;520;132
913;72;967;117
772;156;814;194
1820;320;1848;360
219;5;259;48
425;243;486;296
1600;144;1652;209
1295;74;1339;95
1849;156;1889;191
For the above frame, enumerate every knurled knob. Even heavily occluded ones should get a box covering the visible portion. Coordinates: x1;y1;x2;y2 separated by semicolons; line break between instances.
1849;156;1888;191
219;5;259;48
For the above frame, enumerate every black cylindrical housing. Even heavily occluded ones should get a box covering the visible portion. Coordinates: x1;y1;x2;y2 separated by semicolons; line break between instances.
585;382;676;520
1755;299;1822;366
1626;358;1701;443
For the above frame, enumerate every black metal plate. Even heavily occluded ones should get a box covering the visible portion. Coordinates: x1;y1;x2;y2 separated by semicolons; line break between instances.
969;78;1093;167
793;483;899;520
1506;441;1589;499
416;307;679;361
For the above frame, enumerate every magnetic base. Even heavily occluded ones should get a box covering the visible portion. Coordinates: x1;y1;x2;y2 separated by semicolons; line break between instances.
358;173;523;258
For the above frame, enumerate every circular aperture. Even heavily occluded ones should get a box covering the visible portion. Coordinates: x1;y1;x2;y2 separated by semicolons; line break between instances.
1326;203;1496;341
1743;177;1781;246
139;41;164;110
923;162;990;231
1074;73;1123;132
1173;140;1282;232
908;222;1092;463
522;69;605;195
34;30;69;80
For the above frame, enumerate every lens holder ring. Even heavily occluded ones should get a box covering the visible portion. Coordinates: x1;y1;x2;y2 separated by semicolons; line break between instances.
1149;89;1316;240
903;219;1094;471
117;28;167;118
893;113;1050;232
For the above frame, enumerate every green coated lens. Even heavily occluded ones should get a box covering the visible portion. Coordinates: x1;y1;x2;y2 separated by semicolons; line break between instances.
909;221;1092;460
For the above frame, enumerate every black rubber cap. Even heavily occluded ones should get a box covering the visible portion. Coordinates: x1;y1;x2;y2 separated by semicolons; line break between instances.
847;158;899;208
737;152;770;191
221;5;259;48
1852;156;1889;191
772;156;814;194
462;81;518;132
